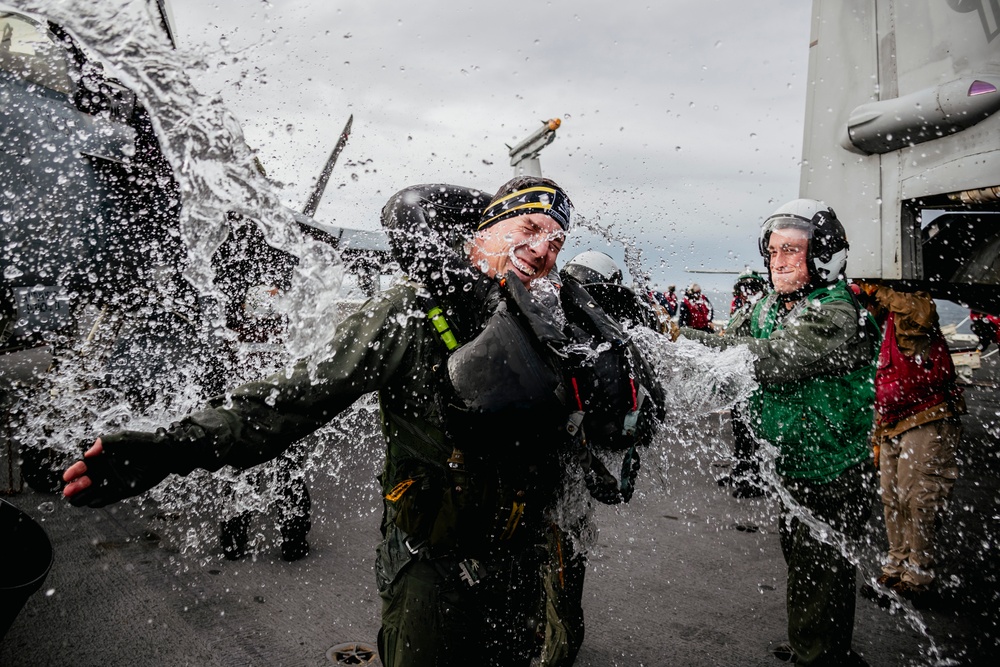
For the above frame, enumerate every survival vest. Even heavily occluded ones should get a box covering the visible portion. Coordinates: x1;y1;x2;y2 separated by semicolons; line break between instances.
384;275;666;559
747;282;879;482
874;312;962;425
433;274;664;502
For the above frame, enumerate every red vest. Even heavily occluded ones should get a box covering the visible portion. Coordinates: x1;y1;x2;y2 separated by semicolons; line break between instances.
682;297;711;330
664;292;677;315
874;313;960;424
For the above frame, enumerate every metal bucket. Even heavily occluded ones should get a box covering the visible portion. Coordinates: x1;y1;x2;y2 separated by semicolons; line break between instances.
0;498;53;639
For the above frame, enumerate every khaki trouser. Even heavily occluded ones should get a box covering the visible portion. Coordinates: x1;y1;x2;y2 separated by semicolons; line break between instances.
877;419;960;587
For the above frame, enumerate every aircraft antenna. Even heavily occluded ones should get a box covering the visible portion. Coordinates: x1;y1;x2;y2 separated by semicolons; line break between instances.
302;114;353;217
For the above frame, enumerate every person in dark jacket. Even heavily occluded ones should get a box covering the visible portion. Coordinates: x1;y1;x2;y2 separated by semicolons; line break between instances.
678;199;879;666
559;250;661;332
970;310;1000;351
63;176;663;667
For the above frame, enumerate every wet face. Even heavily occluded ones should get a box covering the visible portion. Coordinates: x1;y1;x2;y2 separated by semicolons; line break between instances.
767;228;811;294
467;213;565;285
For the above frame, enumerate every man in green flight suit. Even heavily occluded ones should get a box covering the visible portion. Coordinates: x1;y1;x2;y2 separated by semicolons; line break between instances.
678;199;878;666
379;180;664;666
62;175;662;667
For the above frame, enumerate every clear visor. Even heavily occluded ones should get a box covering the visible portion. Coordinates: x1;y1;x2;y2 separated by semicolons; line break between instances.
761;215;814;239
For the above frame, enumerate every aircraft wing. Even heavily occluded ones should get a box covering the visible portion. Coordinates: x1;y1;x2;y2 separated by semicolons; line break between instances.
292;210;390;263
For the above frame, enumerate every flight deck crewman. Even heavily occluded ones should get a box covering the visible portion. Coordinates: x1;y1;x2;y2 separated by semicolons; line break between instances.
678;199;879;666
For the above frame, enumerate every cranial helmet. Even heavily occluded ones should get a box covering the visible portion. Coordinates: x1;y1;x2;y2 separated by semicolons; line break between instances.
734;270;767;296
758;198;849;285
560;250;624;286
560;251;656;328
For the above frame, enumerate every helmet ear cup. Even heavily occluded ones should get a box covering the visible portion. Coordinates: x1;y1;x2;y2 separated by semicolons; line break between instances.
807;207;849;283
811;247;848;283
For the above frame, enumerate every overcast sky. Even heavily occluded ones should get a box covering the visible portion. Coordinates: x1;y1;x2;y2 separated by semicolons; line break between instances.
163;0;812;297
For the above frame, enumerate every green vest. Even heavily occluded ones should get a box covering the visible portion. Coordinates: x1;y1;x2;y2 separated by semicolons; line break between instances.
747;282;877;482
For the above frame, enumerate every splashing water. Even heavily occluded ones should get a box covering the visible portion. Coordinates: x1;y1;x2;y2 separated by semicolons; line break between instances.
18;0;345;362
635;330;757;419
2;4;976;662
5;0;352;549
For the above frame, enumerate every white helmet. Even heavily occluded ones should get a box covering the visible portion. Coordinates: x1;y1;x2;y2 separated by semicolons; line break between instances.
759;198;849;285
560;250;624;285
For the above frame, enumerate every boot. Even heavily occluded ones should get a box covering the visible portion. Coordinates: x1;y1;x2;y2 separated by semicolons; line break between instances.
278;478;311;562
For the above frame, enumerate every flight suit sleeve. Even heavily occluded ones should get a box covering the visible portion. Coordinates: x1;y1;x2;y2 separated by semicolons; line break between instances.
66;289;430;509
681;299;865;384
167;290;421;471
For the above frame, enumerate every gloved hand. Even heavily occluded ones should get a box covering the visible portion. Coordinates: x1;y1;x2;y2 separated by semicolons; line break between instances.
63;430;174;508
581;449;636;505
584;460;623;505
873;443;880;470
618;446;640;503
437;272;501;343
667;319;681;342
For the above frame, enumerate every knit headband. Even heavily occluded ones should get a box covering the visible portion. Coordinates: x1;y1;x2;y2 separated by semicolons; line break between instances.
477;186;572;231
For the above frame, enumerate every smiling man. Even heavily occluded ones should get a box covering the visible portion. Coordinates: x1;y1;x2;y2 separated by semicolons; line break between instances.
469;211;564;283
678;199;880;667
62;176;662;667
378;177;664;666
380;177;571;347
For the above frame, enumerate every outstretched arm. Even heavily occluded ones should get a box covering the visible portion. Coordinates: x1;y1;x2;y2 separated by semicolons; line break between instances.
62;288;419;508
681;297;869;384
62;440;105;499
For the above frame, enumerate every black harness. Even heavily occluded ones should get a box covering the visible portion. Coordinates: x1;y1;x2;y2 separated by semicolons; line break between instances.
425;273;662;505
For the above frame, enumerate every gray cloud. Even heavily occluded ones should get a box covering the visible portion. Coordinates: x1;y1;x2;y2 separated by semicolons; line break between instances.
170;0;811;293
